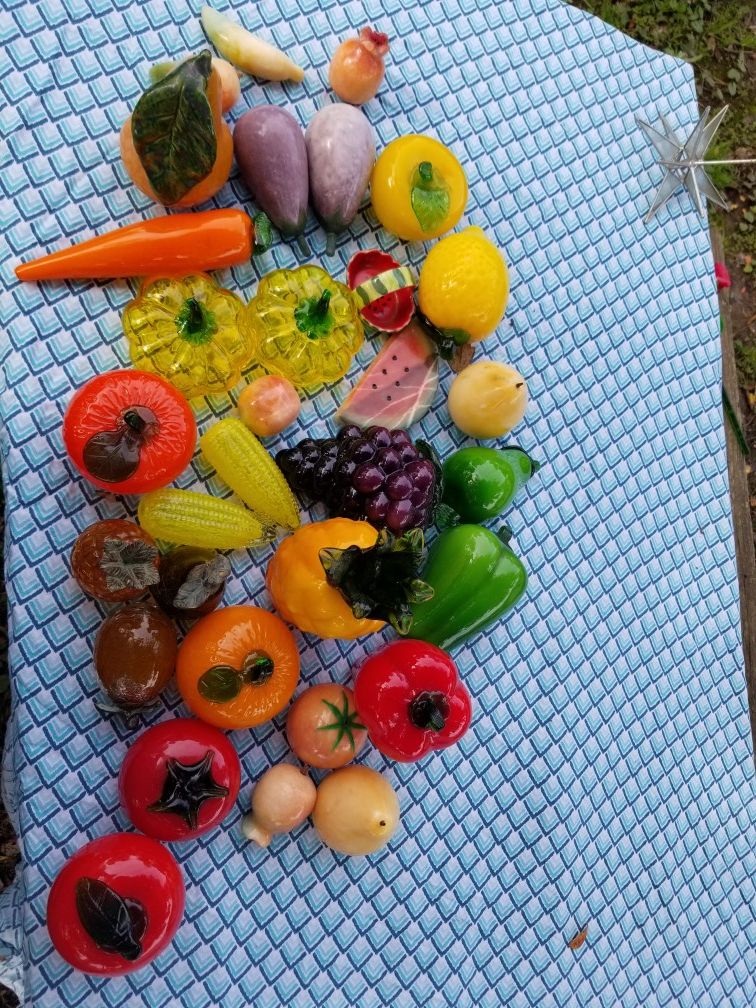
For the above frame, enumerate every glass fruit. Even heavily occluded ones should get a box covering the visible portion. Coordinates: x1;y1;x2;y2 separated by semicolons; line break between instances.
447;360;528;439
71;520;160;603
312;765;400;856
94;603;177;710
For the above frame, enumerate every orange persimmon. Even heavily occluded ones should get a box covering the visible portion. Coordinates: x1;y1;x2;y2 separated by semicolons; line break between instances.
177;606;299;730
120;61;233;208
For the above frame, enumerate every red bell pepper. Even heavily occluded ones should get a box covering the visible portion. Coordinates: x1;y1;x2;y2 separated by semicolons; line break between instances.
353;639;472;762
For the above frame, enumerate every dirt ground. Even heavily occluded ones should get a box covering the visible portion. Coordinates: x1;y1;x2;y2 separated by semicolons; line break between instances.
0;4;752;1006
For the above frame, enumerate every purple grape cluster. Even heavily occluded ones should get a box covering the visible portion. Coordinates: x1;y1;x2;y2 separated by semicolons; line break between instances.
276;425;438;533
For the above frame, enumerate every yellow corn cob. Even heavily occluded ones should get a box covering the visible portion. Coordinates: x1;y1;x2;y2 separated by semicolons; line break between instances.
138;489;271;550
200;417;300;531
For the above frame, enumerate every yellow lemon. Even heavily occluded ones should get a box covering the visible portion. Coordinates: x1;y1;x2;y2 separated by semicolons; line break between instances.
418;226;509;343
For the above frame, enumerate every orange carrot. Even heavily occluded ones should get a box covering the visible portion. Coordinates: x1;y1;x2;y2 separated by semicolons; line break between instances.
15;209;255;282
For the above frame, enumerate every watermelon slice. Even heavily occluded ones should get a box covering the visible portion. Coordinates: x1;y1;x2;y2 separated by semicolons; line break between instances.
336;319;439;430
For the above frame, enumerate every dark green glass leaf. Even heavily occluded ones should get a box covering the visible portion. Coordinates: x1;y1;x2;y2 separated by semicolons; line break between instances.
198;664;241;703
253;212;273;255
131;50;217;205
75;877;147;962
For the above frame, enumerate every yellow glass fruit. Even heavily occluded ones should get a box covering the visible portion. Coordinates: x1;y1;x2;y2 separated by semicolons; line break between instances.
123;273;253;399
418;226;509;343
448;360;528;439
312;766;400;856
247;265;364;389
371;134;467;241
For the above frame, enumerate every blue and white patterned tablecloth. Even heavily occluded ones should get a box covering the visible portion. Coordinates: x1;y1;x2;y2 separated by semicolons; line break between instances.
1;0;754;1005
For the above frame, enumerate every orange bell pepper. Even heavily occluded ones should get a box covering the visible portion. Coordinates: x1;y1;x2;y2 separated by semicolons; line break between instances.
15;209;268;282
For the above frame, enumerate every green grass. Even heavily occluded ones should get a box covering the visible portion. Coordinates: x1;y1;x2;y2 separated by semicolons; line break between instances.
735;340;756;383
571;1;756;256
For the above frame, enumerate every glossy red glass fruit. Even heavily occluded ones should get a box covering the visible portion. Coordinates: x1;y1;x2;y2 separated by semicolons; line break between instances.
47;832;184;975
119;718;240;841
63;369;196;494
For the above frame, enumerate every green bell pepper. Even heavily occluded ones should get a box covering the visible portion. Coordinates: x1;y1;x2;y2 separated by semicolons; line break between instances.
442;446;539;523
406;525;527;651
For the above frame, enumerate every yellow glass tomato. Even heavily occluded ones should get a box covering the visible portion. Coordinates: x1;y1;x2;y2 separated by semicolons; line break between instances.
371;135;467;241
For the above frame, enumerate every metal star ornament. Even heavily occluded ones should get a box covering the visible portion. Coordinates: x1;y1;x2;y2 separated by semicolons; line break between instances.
637;105;756;223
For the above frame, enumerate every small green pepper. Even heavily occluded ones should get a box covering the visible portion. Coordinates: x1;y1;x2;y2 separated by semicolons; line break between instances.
406;525;527;651
442;446;540;523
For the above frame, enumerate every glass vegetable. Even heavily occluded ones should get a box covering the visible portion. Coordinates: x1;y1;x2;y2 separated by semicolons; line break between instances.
266;518;432;639
119;718;240;841
71;520;160;603
241;764;316;847
233;106;309;252
286;685;367;769
442;446;540;523
201;4;305;83
406;525;527;652
123;274;254;400
16;209;266;282
305;104;376;254
353;639;472;762
200;417;300;531
138;488;271;551
371;135;467;241
63;370;196;495
247;264;364;388
176;605;300;730
47;833;184;975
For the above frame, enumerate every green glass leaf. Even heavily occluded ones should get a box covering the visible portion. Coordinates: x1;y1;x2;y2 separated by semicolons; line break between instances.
253;212;273;255
198;665;241;703
294;290;333;341
131;50;217;205
410;161;450;232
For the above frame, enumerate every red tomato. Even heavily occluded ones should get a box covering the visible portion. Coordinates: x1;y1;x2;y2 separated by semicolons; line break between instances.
63;369;196;494
119;718;240;841
286;684;367;769
47;832;184;975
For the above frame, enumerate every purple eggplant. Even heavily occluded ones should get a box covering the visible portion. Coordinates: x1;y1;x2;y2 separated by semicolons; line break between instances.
234;105;309;252
305;103;375;254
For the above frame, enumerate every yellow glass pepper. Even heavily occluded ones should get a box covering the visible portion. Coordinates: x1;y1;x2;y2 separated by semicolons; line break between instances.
266;519;432;640
371;135;467;241
123;273;254;399
246;265;364;389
